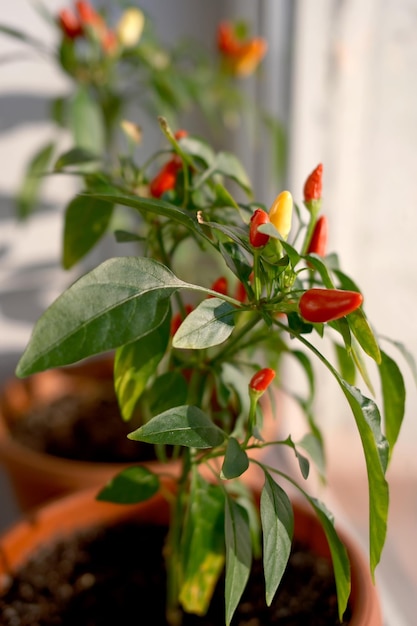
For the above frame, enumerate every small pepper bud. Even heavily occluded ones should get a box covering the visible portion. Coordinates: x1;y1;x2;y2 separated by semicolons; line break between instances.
307;215;328;257
174;129;188;140
249;368;276;393
116;7;145;48
299;288;363;323
268;191;293;240
304;163;323;208
249;208;270;248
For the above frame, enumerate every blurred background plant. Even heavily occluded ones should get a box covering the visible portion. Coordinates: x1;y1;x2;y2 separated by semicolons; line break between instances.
0;0;285;226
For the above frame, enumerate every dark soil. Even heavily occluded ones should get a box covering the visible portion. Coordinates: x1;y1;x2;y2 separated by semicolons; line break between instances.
9;385;155;463
0;520;351;626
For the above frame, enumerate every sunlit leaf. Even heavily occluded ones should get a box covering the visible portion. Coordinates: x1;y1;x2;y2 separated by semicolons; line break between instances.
379;350;405;458
16;257;186;376
348;308;381;364
179;478;225;615
114;313;171;421
173;298;235;350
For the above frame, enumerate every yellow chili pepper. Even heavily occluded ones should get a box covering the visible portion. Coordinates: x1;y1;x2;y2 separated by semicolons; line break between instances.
268;190;293;240
116;8;145;48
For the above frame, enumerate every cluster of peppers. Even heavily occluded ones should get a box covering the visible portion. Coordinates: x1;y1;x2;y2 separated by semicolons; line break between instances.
249;164;363;324
58;1;144;56
148;134;363;329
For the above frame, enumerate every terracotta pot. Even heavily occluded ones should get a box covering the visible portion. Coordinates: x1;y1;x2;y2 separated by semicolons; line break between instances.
0;358;281;512
0;486;382;625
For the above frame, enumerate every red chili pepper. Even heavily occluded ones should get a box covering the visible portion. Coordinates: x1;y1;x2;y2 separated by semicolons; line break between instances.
209;276;229;297
303;164;323;203
307;215;328;256
217;21;240;55
58;8;83;39
75;0;105;29
174;129;188;140
249;208;270;248
299;288;363;323
249;368;276;392
235;281;247;303
101;29;118;55
149;158;181;198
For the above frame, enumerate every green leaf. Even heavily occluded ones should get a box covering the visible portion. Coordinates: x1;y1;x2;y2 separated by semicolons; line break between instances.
68;86;105;154
195;151;252;198
307;497;351;621
179;478;225;615
221;437;249;479
16;142;55;219
180;136;216;166
296;433;326;479
62;195;114;269
148;372;188;415
224;495;252;626
128;405;225;449
282;435;311;479
54;147;101;171
338;380;388;574
96;466;159;504
173;298;235;350
81;191;200;233
114;313;171;421
296;333;389;576
16;257;186;376
334;343;356;385
215;152;253;196
379;350;405;458
261;473;294;605
348;308;381;364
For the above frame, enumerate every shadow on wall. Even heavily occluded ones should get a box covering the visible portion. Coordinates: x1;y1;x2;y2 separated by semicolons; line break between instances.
0;94;53;134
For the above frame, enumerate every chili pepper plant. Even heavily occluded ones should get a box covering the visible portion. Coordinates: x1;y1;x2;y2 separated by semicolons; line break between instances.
0;2;281;223
14;118;412;625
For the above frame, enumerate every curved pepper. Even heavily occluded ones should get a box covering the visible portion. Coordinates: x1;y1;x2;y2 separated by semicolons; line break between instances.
307;215;328;257
269;191;293;240
299;288;363;323
249;208;270;248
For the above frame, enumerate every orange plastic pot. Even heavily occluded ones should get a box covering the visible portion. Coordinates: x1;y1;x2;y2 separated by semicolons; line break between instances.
0;358;281;512
0;487;382;625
